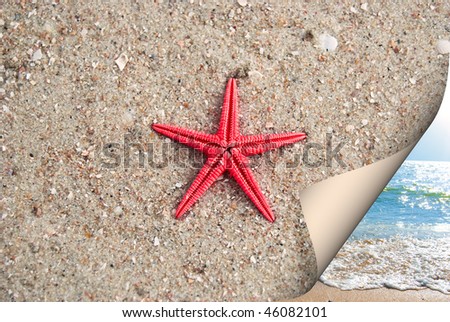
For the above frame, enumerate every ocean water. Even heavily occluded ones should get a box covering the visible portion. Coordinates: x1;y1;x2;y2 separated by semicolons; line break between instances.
320;160;450;294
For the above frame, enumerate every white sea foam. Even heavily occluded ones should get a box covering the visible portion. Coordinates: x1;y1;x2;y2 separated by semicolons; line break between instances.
329;161;450;293
320;237;450;294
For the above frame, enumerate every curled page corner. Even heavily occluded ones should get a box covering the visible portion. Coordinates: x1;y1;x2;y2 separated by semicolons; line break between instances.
300;141;418;276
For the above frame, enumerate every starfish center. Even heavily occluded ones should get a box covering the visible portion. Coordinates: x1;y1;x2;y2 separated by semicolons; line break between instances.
151;78;307;222
225;143;236;153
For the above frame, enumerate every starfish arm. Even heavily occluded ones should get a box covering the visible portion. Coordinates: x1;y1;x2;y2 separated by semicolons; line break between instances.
227;149;275;222
217;78;239;142
175;154;227;219
152;123;221;155
237;132;307;156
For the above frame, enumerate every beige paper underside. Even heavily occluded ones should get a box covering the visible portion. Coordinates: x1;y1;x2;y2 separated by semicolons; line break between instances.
300;142;417;275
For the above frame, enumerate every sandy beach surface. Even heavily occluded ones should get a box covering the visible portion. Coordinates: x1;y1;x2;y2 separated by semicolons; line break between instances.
1;1;448;301
295;282;450;302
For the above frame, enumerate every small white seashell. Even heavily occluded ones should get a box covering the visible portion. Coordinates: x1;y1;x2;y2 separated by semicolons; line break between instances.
237;0;247;7
248;70;263;80
436;39;450;54
114;206;123;215
122;110;134;125
115;52;128;71
319;33;338;52
32;49;43;61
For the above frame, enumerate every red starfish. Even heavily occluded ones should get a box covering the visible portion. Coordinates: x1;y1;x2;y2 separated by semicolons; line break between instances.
152;78;306;222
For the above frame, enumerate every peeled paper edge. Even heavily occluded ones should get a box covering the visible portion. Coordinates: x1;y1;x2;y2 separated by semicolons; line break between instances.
300;141;417;276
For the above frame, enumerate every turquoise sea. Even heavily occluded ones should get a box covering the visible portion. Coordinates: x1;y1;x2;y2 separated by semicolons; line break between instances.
321;160;450;294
